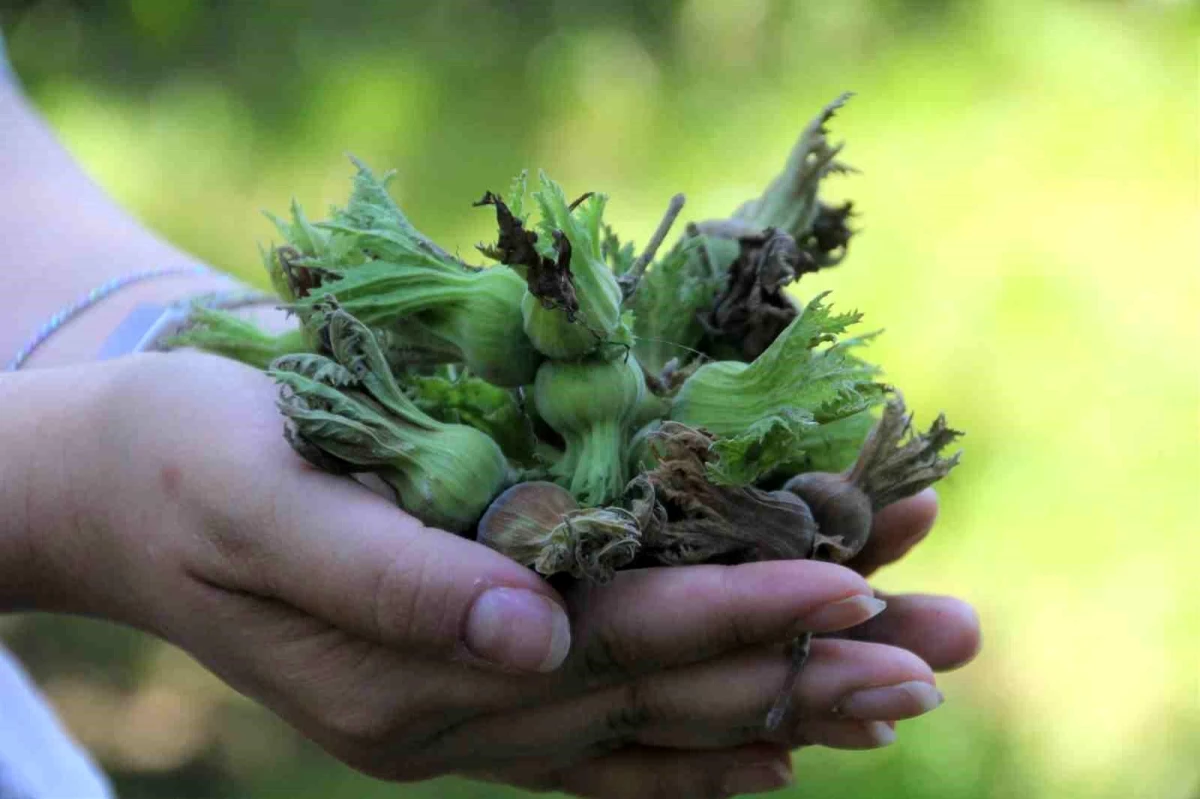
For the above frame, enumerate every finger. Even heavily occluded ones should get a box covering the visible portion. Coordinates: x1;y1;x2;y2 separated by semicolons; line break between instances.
848;488;939;577
483;744;794;799
562;560;884;685
622;639;936;750
191;449;571;674
637;715;905;753
415;638;936;767
840;592;982;671
793;719;897;750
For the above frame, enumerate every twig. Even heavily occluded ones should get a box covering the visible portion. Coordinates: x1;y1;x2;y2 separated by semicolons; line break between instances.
765;632;812;731
568;192;595;212
620;193;686;300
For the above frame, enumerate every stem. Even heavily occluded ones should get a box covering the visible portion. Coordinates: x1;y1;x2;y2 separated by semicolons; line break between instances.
765;632;812;731
620;193;686;301
167;310;310;370
557;419;629;507
631;388;671;430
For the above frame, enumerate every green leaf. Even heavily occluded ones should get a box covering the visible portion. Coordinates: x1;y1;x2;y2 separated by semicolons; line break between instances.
317;222;456;272
707;413;815;485
265;199;326;256
575;192;609;258
406;374;539;466
260;243;293;303
166;307;308;370
263;200;362;272
324;308;439;429
671;291;886;485
268;369;410;465
337;156;421;240
531;171;605;262
523;172;627;356
747;407;879;480
323;155;464;267
505;170;529;222
601;224;636;276
791;407;879;473
268;353;357;387
733;92;855;240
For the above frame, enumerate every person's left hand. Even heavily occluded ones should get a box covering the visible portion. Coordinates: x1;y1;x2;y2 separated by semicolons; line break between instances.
469;487;981;797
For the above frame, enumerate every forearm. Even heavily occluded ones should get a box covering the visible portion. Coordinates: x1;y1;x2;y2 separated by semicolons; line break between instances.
0;75;243;368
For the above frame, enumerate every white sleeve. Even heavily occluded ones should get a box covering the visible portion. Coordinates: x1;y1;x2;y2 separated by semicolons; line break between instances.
0;647;113;799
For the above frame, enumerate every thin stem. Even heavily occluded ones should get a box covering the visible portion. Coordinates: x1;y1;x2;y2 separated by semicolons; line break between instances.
568;191;595;212
620;193;686;301
765;632;812;731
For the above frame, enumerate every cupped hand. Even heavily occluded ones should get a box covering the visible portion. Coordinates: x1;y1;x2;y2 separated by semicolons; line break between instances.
478;489;981;796
44;352;978;798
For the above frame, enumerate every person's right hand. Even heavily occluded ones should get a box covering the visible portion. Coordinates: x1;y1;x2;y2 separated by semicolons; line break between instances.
9;351;972;798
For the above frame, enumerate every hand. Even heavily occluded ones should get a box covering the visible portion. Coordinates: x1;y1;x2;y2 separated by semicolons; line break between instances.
473;492;982;796
17;352;978;798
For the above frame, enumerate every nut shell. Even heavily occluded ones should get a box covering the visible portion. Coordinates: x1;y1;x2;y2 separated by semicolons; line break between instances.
477;481;579;560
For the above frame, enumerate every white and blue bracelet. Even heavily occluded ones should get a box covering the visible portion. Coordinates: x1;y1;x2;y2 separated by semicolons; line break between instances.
5;267;275;371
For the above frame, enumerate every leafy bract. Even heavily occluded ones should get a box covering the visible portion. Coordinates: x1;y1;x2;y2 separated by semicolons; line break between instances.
733;93;855;241
406;373;539;466
670;292;885;484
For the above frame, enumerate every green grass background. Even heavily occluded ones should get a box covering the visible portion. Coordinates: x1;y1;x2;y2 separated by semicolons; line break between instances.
2;0;1197;796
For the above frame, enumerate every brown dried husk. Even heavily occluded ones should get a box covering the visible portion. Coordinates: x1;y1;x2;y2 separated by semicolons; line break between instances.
629;423;817;567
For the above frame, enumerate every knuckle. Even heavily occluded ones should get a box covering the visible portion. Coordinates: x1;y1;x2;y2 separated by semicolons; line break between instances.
369;531;452;650
573;564;762;689
716;567;756;650
576;620;641;685
185;476;284;593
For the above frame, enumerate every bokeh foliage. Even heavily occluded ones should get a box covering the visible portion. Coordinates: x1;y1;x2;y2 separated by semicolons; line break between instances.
3;0;1198;797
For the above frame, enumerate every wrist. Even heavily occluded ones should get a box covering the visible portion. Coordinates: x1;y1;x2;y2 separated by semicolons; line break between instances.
0;361;120;612
17;267;244;370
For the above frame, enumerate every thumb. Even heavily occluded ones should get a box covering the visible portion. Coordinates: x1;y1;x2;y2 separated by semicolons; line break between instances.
220;465;572;674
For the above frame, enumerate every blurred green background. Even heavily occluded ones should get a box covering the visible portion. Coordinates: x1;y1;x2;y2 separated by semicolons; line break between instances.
2;0;1197;797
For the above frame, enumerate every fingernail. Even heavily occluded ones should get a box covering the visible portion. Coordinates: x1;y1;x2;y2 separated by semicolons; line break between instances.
863;720;897;747
836;681;943;720
464;587;571;673
721;760;793;796
795;595;887;633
